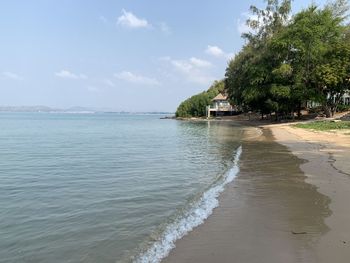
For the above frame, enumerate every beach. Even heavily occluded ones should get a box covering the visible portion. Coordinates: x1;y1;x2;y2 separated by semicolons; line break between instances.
272;124;350;262
163;123;350;263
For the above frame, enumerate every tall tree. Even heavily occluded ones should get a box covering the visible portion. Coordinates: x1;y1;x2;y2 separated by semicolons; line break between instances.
226;0;294;118
275;5;348;116
243;0;292;43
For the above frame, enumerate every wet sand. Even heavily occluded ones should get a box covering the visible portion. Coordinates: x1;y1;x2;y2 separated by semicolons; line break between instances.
271;125;350;262
163;128;336;263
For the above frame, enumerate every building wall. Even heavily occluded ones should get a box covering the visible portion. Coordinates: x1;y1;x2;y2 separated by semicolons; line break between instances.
307;92;350;108
343;92;350;105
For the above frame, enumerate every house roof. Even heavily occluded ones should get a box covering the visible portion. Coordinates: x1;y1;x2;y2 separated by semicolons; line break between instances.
212;93;228;101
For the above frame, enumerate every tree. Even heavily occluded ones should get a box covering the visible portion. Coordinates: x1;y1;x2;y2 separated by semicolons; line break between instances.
226;0;350;118
175;80;225;118
243;0;292;42
226;0;294;119
316;42;350;116
326;0;350;20
274;5;348;116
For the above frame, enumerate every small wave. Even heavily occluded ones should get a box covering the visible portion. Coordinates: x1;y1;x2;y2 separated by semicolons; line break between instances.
134;146;242;263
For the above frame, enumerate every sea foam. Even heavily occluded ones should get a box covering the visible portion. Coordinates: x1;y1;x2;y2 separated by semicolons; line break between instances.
134;146;242;263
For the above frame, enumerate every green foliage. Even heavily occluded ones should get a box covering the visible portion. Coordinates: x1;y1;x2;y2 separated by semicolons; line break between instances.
175;80;225;118
337;104;350;112
243;0;292;42
225;0;350;118
295;120;350;130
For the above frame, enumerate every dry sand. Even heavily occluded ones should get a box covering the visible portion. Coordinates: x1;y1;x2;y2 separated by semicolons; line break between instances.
163;124;350;263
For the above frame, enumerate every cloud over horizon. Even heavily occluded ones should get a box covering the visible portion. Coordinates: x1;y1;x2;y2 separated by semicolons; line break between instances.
162;57;215;85
114;71;160;86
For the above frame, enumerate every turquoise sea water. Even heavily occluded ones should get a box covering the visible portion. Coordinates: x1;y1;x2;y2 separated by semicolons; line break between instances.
0;113;242;263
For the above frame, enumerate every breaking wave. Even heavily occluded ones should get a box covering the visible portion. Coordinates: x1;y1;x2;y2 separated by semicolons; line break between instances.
134;146;242;263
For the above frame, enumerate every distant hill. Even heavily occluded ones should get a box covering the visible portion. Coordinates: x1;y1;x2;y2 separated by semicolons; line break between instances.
0;105;99;113
0;106;174;115
0;106;59;112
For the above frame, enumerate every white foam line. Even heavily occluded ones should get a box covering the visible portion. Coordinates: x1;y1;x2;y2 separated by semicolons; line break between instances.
134;146;242;263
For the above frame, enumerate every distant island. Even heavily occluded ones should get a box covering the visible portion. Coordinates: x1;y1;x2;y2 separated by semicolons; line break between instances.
0;106;173;115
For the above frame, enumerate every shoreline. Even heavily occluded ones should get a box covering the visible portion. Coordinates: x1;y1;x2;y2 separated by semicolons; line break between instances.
270;124;350;262
162;123;350;262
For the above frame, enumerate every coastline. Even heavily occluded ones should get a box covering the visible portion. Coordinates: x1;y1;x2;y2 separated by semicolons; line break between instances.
162;122;350;262
270;124;350;262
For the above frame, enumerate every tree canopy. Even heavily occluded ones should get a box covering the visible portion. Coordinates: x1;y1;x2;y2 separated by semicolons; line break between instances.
175;80;225;118
175;0;350;119
225;0;350;118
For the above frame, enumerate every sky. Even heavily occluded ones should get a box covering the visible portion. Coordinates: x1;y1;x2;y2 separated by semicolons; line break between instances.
0;0;328;112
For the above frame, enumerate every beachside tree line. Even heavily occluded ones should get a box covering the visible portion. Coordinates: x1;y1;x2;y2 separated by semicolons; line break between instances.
226;0;350;118
175;80;224;117
176;0;350;118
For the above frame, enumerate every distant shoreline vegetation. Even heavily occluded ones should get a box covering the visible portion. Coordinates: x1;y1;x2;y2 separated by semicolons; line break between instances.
0;106;173;115
176;0;350;119
175;80;225;118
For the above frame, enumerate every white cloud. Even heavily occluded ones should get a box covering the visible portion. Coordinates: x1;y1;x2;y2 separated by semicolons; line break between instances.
205;45;235;60
114;71;160;86
237;19;250;35
206;45;225;57
189;57;212;68
171;60;193;73
117;9;150;28
55;70;87;80
103;79;115;87
159;22;171;35
225;52;235;60
168;57;215;85
237;12;257;35
1;71;22;80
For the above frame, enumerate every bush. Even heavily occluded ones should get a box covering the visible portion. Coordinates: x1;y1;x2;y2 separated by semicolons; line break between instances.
337;104;350;112
295;121;350;130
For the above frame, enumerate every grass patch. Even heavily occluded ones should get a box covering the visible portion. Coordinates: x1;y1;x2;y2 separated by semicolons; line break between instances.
294;121;350;131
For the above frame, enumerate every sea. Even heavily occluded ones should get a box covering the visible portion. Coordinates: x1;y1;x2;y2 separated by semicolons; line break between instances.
0;112;243;263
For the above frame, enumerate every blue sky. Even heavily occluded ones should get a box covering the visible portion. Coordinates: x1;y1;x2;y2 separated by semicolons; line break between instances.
0;0;327;112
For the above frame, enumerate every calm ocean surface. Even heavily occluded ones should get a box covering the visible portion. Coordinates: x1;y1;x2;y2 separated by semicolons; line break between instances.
0;113;243;263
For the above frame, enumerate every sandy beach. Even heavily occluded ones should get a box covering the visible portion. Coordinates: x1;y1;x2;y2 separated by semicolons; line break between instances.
163;123;350;263
271;124;350;262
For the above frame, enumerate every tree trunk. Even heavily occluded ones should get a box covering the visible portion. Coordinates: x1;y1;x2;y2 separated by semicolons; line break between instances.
297;102;301;119
324;105;331;118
